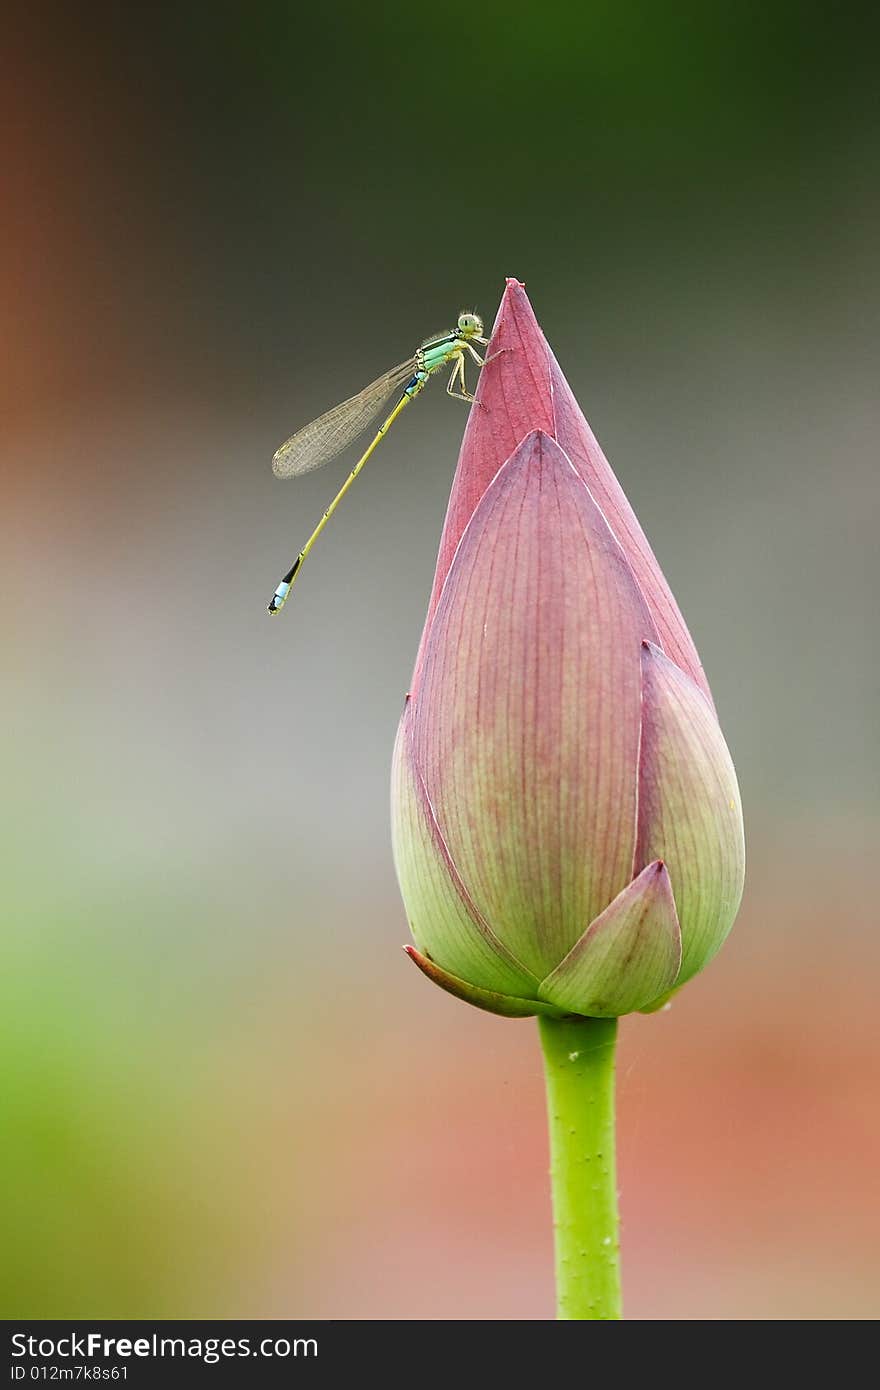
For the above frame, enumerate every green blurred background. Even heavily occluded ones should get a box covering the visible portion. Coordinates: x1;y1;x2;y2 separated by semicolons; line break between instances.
3;2;878;1318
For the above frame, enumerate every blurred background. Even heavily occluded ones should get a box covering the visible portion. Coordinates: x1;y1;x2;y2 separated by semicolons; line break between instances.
2;1;878;1319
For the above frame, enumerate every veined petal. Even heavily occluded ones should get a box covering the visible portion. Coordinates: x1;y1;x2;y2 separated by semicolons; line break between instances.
404;946;564;1019
391;714;539;997
413;278;712;706
538;861;682;1017
550;370;712;707
636;642;745;983
410;430;658;979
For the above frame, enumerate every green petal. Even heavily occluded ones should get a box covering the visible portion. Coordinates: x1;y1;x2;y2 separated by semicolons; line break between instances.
637;643;745;984
538;861;682;1017
638;986;681;1014
391;715;539;997
404;946;564;1019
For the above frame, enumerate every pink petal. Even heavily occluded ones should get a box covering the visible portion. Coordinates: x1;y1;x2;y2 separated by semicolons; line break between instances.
538;860;682;1017
413;279;712;707
636;642;745;983
410;429;658;979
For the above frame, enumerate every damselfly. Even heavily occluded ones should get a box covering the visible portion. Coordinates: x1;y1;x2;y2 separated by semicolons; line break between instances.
267;311;488;613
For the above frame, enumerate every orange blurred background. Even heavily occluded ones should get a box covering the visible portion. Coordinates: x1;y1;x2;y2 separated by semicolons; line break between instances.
2;4;878;1318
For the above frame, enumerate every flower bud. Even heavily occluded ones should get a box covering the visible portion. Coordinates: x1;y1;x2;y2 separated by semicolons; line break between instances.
391;281;744;1018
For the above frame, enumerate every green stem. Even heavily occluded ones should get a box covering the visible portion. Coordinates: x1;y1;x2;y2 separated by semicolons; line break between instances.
538;1014;621;1320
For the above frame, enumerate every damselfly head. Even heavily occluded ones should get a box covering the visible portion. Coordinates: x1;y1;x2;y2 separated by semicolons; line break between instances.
457;311;483;338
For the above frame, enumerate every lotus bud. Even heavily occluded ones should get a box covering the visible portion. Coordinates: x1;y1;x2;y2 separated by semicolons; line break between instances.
391;280;744;1018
